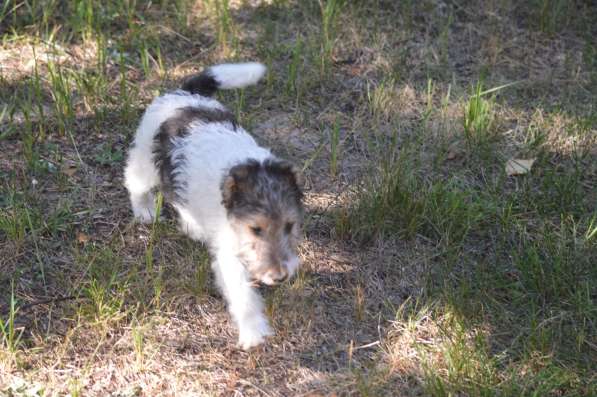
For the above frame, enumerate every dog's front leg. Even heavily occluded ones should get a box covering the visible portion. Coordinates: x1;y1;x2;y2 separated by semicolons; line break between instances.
212;251;273;350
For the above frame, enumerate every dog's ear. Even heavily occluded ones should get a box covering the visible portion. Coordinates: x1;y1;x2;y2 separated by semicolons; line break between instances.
265;160;304;199
221;160;260;209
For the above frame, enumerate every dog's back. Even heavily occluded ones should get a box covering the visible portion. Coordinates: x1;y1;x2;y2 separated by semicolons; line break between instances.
124;63;269;220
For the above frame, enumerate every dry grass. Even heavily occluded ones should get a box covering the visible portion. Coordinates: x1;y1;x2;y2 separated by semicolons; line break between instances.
1;0;596;396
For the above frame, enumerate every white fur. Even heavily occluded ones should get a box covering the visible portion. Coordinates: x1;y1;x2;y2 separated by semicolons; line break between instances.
208;62;267;89
124;66;292;350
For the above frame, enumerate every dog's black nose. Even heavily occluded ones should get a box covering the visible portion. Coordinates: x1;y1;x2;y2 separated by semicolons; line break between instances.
268;267;288;284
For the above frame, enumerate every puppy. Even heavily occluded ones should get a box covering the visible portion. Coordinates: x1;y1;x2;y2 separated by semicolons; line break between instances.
124;63;303;349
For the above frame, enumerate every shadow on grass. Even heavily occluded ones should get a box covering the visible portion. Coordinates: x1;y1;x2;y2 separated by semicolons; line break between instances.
1;0;596;395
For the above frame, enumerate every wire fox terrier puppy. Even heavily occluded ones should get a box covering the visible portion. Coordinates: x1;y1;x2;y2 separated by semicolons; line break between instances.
124;63;303;350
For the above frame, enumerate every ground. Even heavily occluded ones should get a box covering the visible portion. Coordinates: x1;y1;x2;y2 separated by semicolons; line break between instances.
0;1;596;396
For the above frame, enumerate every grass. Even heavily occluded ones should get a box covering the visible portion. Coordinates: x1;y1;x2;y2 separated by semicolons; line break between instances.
0;283;24;367
1;0;596;395
318;0;345;73
329;117;340;177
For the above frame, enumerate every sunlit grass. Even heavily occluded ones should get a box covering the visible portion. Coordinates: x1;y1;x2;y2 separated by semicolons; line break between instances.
0;0;595;395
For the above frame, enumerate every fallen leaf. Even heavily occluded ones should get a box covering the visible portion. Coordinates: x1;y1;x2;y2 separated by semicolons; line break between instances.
62;165;77;177
76;232;90;244
505;158;535;176
444;140;464;161
446;150;459;160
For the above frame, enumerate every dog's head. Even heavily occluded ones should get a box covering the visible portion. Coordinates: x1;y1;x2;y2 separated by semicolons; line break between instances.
221;159;304;285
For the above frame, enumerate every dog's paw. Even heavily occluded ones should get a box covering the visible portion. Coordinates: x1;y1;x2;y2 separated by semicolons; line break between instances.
237;320;273;350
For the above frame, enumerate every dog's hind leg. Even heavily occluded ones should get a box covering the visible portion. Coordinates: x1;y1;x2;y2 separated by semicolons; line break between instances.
124;142;160;223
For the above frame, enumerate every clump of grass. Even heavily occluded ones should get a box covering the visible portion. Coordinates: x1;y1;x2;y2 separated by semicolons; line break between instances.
139;38;165;79
337;149;480;247
173;0;192;27
82;277;125;323
185;248;211;298
335;155;423;243
207;0;238;56
0;192;36;244
47;58;75;135
132;324;145;370
463;81;517;152
537;0;570;35
367;79;397;121
463;81;496;150
318;0;345;74
286;37;304;99
0;282;24;365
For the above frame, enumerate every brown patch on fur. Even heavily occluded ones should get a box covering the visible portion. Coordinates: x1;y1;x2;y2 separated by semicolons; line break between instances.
221;159;304;284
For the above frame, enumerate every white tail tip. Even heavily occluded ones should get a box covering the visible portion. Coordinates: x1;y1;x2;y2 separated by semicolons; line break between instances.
209;62;267;90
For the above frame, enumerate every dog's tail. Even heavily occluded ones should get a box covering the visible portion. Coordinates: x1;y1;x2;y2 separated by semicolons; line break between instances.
181;62;266;97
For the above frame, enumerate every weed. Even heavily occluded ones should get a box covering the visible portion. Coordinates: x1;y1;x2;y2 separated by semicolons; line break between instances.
329;117;340;177
338;139;484;245
318;0;345;73
286;38;303;100
47;57;75;135
82;277;125;324
0;282;24;363
341;155;422;242
0;192;36;244
140;39;152;78
118;44;135;123
211;0;237;56
537;0;570;35
94;143;124;166
367;79;396;122
69;378;83;397
132;324;145;369
144;191;164;273
187;249;211;298
353;284;365;322
173;0;191;27
463;81;495;150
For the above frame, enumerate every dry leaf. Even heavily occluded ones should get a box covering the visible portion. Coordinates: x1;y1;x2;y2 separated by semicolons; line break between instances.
445;140;463;161
505;158;535;176
446;147;461;160
62;165;77;177
76;232;90;244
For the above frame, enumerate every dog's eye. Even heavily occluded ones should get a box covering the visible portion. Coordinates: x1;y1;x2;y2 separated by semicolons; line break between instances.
284;222;294;234
250;226;263;236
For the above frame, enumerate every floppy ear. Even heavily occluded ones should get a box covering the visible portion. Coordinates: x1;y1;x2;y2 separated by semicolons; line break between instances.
221;160;260;209
265;160;304;199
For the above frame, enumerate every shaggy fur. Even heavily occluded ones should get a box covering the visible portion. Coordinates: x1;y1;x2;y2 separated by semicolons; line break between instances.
124;62;303;350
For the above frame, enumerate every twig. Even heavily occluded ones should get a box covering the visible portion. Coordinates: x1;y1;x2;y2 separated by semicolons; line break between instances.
0;296;83;316
237;379;274;397
353;340;380;350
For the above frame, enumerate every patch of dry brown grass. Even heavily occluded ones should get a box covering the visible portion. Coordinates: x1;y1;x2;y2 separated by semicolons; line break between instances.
1;0;596;395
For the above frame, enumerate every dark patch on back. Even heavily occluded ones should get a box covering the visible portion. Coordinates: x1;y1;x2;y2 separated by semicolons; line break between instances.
154;106;238;202
181;70;219;97
221;158;303;219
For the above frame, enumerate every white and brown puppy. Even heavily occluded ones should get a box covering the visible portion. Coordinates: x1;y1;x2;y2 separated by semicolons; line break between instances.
124;63;303;349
